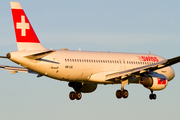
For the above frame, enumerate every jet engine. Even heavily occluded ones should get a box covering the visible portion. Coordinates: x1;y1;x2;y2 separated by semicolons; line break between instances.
141;74;168;90
68;82;97;93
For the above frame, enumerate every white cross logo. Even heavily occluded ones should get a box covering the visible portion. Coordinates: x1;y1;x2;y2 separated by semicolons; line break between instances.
16;15;30;36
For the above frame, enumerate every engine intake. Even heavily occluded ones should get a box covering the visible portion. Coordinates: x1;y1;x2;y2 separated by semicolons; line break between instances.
142;76;153;87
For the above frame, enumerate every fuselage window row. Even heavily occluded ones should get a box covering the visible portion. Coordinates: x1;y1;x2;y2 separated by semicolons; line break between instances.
64;59;155;65
126;61;154;65
65;59;122;64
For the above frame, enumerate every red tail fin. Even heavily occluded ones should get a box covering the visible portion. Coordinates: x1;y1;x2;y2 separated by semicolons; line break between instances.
10;2;47;50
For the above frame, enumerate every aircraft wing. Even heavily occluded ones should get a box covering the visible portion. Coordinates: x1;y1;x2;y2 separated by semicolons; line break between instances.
105;56;180;81
0;65;37;74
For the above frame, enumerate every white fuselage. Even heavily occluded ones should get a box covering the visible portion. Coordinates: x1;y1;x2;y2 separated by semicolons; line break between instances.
9;50;175;84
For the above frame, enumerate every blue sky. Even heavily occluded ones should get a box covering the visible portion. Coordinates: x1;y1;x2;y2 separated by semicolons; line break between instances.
0;0;180;120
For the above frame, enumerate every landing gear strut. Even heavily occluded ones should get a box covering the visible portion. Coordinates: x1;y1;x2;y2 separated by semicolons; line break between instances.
69;91;82;100
149;90;157;100
116;80;129;99
68;82;83;100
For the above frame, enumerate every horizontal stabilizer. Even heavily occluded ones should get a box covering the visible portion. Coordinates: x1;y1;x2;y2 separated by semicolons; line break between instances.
0;56;8;58
0;65;37;74
24;50;55;60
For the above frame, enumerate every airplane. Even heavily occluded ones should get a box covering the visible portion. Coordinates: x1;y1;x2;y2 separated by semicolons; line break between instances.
0;2;180;101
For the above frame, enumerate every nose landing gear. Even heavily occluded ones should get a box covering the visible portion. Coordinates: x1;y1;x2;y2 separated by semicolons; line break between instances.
149;90;157;100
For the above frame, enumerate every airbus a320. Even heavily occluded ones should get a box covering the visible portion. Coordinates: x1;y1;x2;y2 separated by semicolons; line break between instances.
0;2;180;100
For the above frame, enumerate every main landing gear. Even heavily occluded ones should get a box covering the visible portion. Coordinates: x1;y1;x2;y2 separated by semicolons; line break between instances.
68;82;83;100
69;91;82;100
116;89;129;99
116;80;129;99
149;90;157;100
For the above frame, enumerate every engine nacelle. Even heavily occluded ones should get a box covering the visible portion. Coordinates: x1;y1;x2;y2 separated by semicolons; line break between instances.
68;82;97;93
141;74;168;90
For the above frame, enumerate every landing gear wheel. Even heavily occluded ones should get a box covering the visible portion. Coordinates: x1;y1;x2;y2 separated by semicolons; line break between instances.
75;92;82;100
116;80;129;99
69;91;76;100
116;90;122;99
153;94;157;100
149;94;153;100
149;90;157;100
149;94;157;100
123;90;129;98
69;91;82;100
116;89;129;99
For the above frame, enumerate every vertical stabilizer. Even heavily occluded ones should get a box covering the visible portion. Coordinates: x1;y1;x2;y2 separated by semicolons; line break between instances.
10;2;47;51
